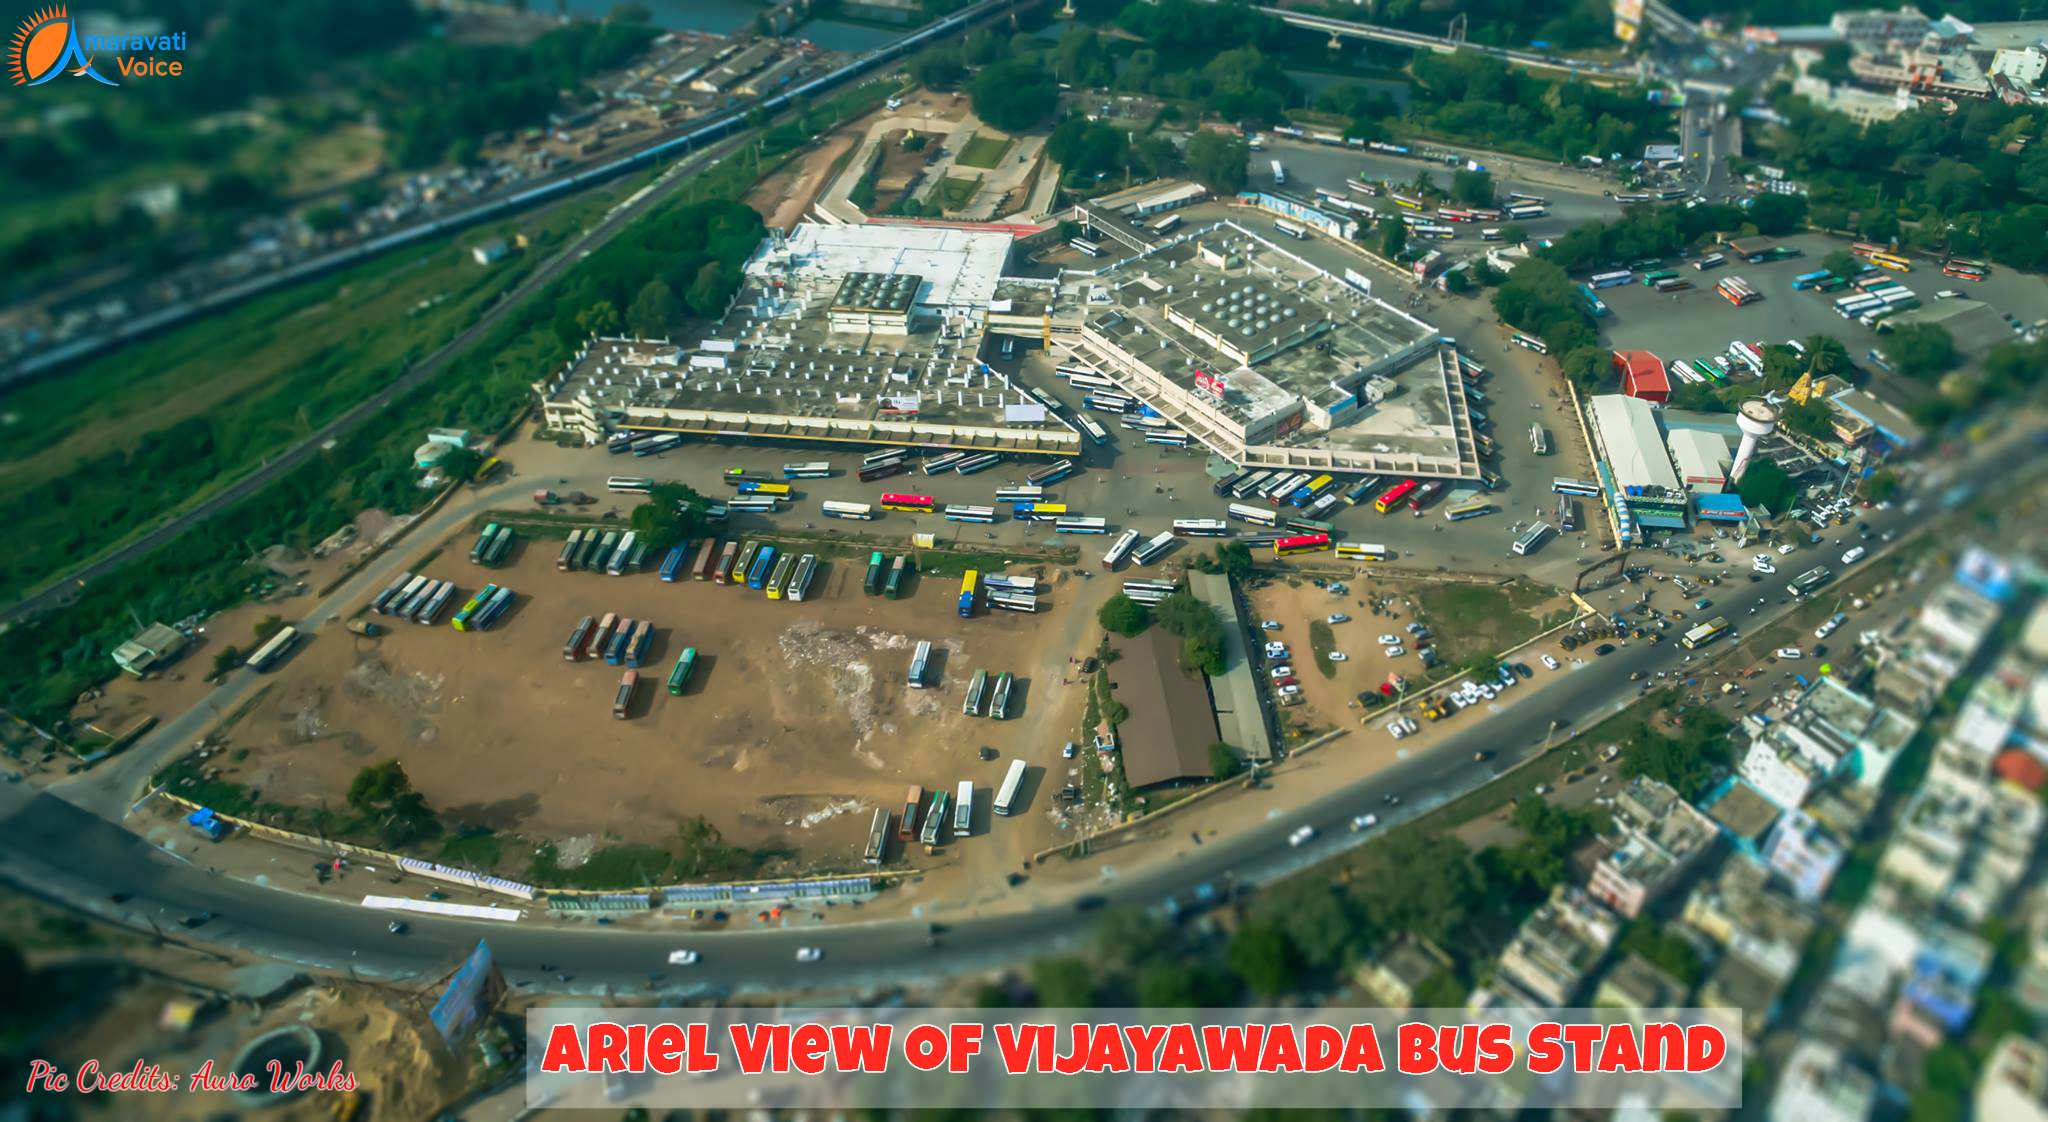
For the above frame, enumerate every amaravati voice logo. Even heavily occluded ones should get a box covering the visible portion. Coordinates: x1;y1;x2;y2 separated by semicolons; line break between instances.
10;5;117;86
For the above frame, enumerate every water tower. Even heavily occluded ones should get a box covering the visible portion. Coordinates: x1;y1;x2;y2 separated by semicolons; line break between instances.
1731;398;1779;483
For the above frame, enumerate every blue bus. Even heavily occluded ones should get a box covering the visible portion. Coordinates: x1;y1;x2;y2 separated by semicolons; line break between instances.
1579;284;1609;318
658;544;688;582
746;546;777;589
1791;269;1831;291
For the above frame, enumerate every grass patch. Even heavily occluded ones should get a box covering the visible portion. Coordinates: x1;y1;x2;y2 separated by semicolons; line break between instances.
1413;581;1558;665
936;175;980;211
954;133;1012;169
1308;620;1338;679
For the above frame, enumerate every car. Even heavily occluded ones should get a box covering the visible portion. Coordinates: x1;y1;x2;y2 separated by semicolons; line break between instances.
1269;665;1294;680
1277;683;1302;697
1386;719;1408;739
1350;813;1379;831
1384;644;1406;657
1774;647;1804;660
1752;557;1776;574
1260;620;1282;630
667;949;701;965
1842;546;1867;564
1541;654;1560;670
1329;652;1349;662
1272;675;1299;688
1287;825;1316;847
1935;289;1961;299
1693;597;1713;610
1405;622;1426;634
1061;741;1076;759
1378;633;1400;645
795;947;824;963
1594;643;1617;656
1514;663;1533;679
1778;543;1796;555
387;921;408;935
1383;793;1401;806
1327;613;1351;624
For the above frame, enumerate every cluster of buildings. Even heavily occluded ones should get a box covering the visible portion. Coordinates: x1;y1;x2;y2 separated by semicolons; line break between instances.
1752;6;2048;120
1350;547;2047;1120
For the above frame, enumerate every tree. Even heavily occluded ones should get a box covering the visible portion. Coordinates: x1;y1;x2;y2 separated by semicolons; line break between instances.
1451;168;1494;208
1380;214;1407;258
625;279;679;338
348;760;415;811
1863;469;1902;503
1821;249;1859;278
1560;346;1608;392
1745;192;1807;236
1227;920;1297;997
970;58;1057;132
208;646;243;681
1214;541;1254;580
1031;956;1098;1006
1097;594;1152;636
911;48;964;90
435;445;483;484
1883;323;1956;380
253;615;287;643
1208;740;1242;781
1735;456;1795;516
630;482;710;552
1499;223;1529;246
1184;131;1248;194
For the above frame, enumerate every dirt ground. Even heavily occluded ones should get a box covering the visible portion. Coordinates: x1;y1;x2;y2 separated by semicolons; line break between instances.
869;128;947;212
747;128;861;230
209;528;1090;878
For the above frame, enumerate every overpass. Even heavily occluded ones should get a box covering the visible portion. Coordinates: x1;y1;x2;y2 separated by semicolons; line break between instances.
1253;6;1643;84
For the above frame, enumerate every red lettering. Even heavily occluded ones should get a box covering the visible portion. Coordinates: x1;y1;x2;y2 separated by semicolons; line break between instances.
994;1023;1051;1074
1687;1025;1728;1072
903;1024;949;1072
1084;1024;1130;1073
1396;1022;1438;1074
1597;1025;1642;1072
1201;1025;1264;1071
1158;1023;1203;1072
1303;1025;1341;1072
1122;1025;1167;1073
1562;1023;1606;1072
1641;1023;1685;1070
728;1023;786;1074
1525;1022;1563;1074
838;1024;896;1073
1342;1025;1386;1073
791;1024;830;1075
585;1022;631;1073
942;1024;982;1073
1475;1024;1516;1075
540;1024;589;1073
1257;1025;1303;1072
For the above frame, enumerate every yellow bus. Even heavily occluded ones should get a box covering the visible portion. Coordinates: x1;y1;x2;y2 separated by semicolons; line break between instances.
1335;542;1390;561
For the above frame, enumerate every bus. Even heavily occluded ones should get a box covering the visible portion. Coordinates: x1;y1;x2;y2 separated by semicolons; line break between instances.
1695;253;1729;272
245;625;299;672
1791;269;1830;290
1553;477;1601;497
1173;518;1229;536
862;447;909;467
1102;528;1142;568
723;468;773;486
1270;159;1286;185
710;541;739;583
1133;531;1177;566
1064;371;1118;392
1529;423;1551;456
1375;479;1419;513
1148;212;1182;235
899;786;923;839
864;809;890;865
659;546;688;582
863;552;888;596
667;648;698;695
1028;460;1077;486
1274;533;1331;556
607;476;653;494
995;484;1044;503
1013;502;1068;522
1580;285;1609;318
1212;470;1251;497
565;616;594;662
1084;393;1133;413
1070;237;1103;258
1790;565;1831;595
613;671;637;720
1290;474;1335;507
954;781;974;834
1555;495;1577;532
990;672;1015;720
450;585;498;632
994;759;1028;816
1146;432;1190;448
1407;480;1444;512
857;459;907;482
1078;417;1110;445
1335;542;1389;561
909;640;932;688
1505;204;1545;219
690;538;718;580
415;581;455;625
765;552;797;599
955;453;1004;475
880;493;936;513
1655;277;1692;293
1274;220;1308;240
1227;503;1278;528
783;461;831;479
964;668;988;716
1507;192;1547;205
1342;476;1383;505
1231;471;1275;499
1390;193;1423;211
922;451;968;474
884;555;911;599
958;570;978;618
1509;332;1548;355
746;545;777;590
1285;515;1334;535
1680;616;1728;650
1511;522;1552;556
1054;516;1108;534
944;504;998;524
629;437;678;458
822;500;875;521
1587;270;1633;289
1443;499;1494;521
1641;270;1679;285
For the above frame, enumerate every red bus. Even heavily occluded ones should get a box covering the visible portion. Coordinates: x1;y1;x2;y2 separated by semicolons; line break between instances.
1374;479;1419;513
1273;533;1332;556
879;493;936;513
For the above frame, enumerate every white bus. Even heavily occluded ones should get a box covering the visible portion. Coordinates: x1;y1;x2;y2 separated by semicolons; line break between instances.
1227;502;1279;527
1509;332;1548;355
944;504;997;524
994;485;1044;503
1172;518;1229;536
822;500;875;520
954;780;974;834
1274;220;1307;240
923;451;968;474
246;625;300;672
1077;417;1110;445
782;461;832;479
1146;432;1190;448
1055;516;1109;534
606;476;654;494
1270;159;1286;185
1512;522;1553;556
994;759;1028;816
1132;531;1178;566
1102;528;1142;568
1066;371;1118;392
1334;542;1390;561
1530;423;1550;455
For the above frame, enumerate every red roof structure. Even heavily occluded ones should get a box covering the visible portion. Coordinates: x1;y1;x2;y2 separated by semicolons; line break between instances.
1994;748;2047;793
1613;350;1670;402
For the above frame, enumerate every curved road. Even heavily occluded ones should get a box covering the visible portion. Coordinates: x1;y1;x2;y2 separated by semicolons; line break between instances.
0;492;1939;996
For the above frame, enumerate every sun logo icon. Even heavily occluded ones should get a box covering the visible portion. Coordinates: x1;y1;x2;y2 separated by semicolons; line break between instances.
10;5;117;86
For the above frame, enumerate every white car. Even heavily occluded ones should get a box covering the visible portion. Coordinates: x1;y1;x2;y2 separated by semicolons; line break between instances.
1541;654;1560;670
1269;665;1294;680
1260;620;1282;631
1277;683;1302;697
1384;644;1406;658
1752;557;1776;574
668;949;701;966
1287;825;1316;847
1350;813;1379;832
1774;647;1804;660
1842;546;1867;564
1934;289;1961;299
1327;613;1350;624
1386;719;1407;738
795;947;823;963
1378;633;1399;645
1778;543;1796;555
1329;652;1349;662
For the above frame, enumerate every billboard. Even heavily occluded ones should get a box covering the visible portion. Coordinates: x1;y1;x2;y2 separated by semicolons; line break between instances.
429;939;505;1049
1613;0;1644;42
1193;369;1227;399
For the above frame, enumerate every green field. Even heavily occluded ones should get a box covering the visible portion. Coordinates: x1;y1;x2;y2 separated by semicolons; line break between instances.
936;175;981;211
1413;580;1565;666
954;133;1012;169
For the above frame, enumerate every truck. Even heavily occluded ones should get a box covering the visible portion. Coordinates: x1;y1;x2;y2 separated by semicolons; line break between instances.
613;671;638;719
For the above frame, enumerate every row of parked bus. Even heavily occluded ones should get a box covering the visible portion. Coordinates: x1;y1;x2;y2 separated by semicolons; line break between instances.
555;527;658;576
563;612;658;669
369;571;460;626
960;668;1017;720
469;523;516;567
874;759;1030;860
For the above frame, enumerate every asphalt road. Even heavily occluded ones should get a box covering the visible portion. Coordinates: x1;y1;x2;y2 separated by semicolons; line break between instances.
0;491;1936;997
0;137;746;629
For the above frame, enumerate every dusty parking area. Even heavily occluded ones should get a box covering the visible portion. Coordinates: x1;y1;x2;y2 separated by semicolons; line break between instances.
212;528;1084;876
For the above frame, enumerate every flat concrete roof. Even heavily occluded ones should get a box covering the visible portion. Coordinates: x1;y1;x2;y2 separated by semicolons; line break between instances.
751;223;1013;310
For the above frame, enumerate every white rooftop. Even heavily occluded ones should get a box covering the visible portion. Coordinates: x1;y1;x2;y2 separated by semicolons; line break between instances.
1669;428;1733;481
747;223;1014;312
1590;394;1682;492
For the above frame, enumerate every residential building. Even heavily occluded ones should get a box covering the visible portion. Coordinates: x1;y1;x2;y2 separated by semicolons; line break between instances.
1761;809;1847;903
1977;1035;2048;1122
1495;884;1620;1006
1593;952;1690;1014
110;622;189;677
1769;1040;1879;1122
1680;857;1817;983
1587;784;1720;918
1352;936;1453;1012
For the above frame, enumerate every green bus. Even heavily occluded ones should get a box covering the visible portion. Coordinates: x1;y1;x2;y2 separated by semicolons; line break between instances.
884;555;911;599
863;551;887;596
667;648;697;695
1640;269;1679;285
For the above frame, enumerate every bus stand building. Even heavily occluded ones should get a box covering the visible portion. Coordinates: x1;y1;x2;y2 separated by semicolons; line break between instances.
112;622;190;677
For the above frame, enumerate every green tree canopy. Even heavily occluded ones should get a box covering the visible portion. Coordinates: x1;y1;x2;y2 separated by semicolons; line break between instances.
1883;323;1957;381
970;59;1058;132
1097;594;1152;636
630;482;711;552
1735;456;1796;516
1184;131;1248;194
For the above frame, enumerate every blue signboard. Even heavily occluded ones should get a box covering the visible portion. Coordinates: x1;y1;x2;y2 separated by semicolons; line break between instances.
429;939;502;1048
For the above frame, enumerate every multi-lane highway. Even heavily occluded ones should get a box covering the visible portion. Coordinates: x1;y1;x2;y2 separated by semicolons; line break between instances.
0;487;1950;996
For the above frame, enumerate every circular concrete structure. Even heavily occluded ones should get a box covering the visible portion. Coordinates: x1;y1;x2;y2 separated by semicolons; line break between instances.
1732;398;1780;482
228;1025;324;1107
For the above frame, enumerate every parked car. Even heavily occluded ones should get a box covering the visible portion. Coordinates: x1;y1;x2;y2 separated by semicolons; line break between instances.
1377;633;1400;645
1261;620;1282;630
1594;643;1617;656
1329;652;1349;662
1287;825;1316;847
1327;613;1350;624
1384;644;1406;657
1350;813;1379;831
1269;665;1294;680
1774;647;1804;660
1541;654;1560;670
668;949;700;965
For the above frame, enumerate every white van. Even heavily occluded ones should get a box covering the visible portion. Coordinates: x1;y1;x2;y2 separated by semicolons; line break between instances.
1842;546;1867;564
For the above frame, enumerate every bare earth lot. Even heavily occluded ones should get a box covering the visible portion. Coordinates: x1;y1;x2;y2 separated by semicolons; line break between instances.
210;531;1082;878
